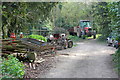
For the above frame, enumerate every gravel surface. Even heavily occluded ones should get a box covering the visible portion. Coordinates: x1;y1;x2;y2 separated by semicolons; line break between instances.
39;39;118;78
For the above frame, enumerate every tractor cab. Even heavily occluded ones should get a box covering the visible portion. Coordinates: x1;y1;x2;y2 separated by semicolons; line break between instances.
80;20;92;37
80;20;92;33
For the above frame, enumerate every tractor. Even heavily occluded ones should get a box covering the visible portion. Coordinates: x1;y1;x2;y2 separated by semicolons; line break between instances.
68;20;96;39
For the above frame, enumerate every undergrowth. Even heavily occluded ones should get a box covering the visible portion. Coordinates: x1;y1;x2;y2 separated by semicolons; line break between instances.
112;48;120;74
0;55;25;79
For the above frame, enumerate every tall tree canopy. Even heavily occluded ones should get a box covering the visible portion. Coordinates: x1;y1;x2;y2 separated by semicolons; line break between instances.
91;1;120;39
2;2;58;39
50;2;92;29
2;1;120;39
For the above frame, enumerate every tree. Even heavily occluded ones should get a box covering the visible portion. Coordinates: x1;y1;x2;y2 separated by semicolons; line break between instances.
2;2;58;39
50;2;92;29
91;1;120;39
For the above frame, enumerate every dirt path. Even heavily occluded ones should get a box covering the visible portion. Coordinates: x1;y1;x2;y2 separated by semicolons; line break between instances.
39;39;118;78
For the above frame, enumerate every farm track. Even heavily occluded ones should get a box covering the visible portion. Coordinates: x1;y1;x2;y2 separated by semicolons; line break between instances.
38;39;118;78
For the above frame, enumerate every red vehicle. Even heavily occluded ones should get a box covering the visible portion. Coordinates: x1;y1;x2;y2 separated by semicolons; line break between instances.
68;20;96;39
10;33;16;41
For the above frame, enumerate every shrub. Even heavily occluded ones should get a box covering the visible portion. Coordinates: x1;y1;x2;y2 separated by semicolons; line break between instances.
112;48;120;74
24;35;47;42
0;55;25;79
68;35;80;42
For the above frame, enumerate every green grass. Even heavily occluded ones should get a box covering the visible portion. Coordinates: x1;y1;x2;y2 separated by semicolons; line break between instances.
87;34;102;39
68;35;81;42
68;34;102;42
86;34;106;43
73;44;77;47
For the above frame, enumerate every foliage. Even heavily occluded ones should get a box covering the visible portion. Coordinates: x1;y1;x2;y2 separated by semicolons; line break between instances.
2;2;28;38
91;2;120;74
53;27;68;34
2;2;58;39
0;55;25;78
68;35;80;42
87;34;102;39
51;2;91;29
112;48;120;74
91;2;120;39
24;34;47;42
42;18;53;30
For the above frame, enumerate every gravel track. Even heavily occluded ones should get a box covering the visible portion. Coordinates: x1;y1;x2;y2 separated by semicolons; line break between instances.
39;39;118;78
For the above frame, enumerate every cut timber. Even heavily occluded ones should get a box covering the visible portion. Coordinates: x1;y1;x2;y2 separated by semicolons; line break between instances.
15;45;26;48
2;51;13;54
2;45;15;51
20;38;55;53
27;52;37;62
12;40;21;43
34;58;45;64
2;39;11;42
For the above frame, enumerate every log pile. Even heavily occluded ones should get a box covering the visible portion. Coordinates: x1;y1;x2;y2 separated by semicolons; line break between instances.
2;39;28;60
1;38;56;62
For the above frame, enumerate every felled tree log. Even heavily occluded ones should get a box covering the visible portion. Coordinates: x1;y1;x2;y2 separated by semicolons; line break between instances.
12;40;21;43
2;45;15;51
27;52;37;62
15;45;26;48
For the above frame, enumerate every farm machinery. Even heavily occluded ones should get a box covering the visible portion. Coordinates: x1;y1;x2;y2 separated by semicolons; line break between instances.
2;33;73;64
68;20;96;39
47;33;73;50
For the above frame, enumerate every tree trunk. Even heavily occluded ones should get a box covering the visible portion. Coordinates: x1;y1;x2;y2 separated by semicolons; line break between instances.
2;26;5;39
7;29;11;37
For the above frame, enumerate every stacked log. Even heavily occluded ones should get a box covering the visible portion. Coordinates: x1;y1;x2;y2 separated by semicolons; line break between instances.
1;38;56;62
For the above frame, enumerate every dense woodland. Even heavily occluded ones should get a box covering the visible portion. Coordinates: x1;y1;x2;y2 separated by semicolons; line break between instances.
1;2;120;39
2;2;91;38
1;1;120;78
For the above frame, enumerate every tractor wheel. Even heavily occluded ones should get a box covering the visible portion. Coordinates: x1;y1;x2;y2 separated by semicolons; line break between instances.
93;34;96;39
79;34;82;38
112;43;115;47
115;45;119;49
68;41;73;48
107;43;112;46
82;35;86;39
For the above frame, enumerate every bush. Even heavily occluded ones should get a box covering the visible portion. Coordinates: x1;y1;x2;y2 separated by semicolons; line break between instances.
24;35;47;42
112;48;120;74
68;35;80;42
0;55;25;79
